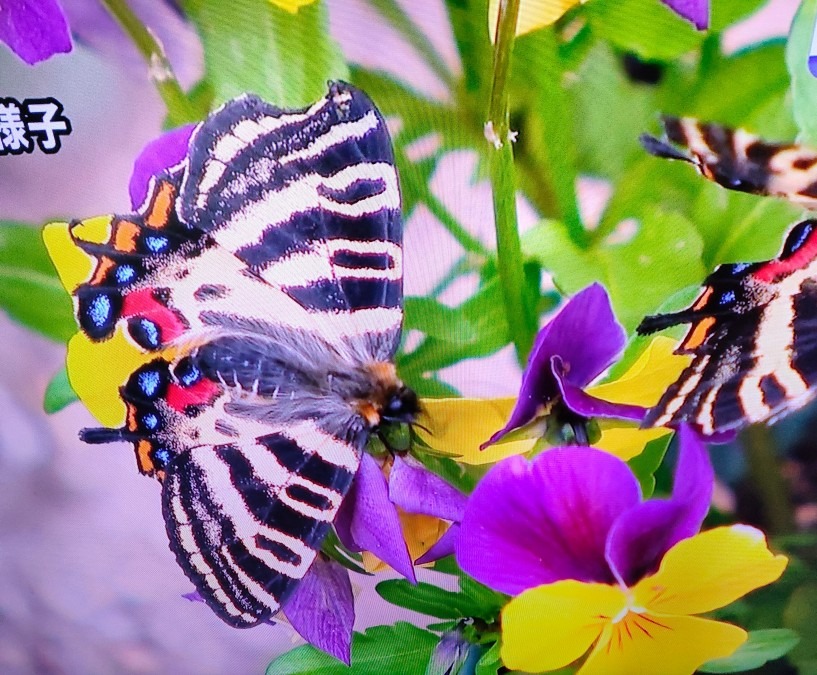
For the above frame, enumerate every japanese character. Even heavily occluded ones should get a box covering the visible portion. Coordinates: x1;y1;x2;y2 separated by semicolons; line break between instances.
25;98;71;153
0;99;30;154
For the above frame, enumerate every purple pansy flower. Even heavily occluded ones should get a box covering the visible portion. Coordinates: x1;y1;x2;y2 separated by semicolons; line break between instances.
129;123;195;209
0;0;72;65
661;0;709;31
132;126;467;664
457;424;713;594
335;453;468;579
484;283;646;449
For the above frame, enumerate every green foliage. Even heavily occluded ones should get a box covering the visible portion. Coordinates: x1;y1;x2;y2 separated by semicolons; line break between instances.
265;622;439;675
699;629;800;673
375;574;506;624
43;367;78;414
181;0;348;108
787;0;817;145
0;221;75;342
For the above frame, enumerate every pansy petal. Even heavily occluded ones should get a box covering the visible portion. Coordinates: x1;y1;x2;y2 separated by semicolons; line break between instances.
660;0;709;30
595;422;669;460
348;454;416;582
389;455;467;521
555;357;647;421
128;124;195;209
543;283;625;387
587;336;689;408
0;0;71;65
501;581;625;672
416;523;459;565
270;0;318;12
670;424;714;526
417;398;535;465
580;614;744;675
488;0;586;42
607;424;713;584
634;525;787;616
457;448;640;594
607;500;691;586
486;284;624;445
283;555;354;665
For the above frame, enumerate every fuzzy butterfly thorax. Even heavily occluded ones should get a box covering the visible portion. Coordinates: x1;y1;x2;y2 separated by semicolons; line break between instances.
45;81;411;626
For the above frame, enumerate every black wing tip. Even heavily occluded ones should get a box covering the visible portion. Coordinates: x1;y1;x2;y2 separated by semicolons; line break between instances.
639;133;692;162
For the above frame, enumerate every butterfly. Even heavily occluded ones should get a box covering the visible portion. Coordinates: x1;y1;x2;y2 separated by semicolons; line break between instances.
638;116;817;434
44;81;418;626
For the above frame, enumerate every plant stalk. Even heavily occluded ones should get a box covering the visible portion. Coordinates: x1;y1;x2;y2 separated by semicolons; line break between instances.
487;0;533;363
101;0;200;125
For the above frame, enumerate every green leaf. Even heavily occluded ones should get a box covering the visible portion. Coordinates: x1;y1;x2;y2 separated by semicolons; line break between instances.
787;0;817;145
525;211;706;332
784;582;817;673
710;0;768;32
181;0;348;108
585;0;703;61
266;622;439;675
376;579;503;623
398;277;510;375
678;40;794;137
699;629;800;673
43;367;78;414
567;42;657;179
627;433;671;497
403;296;478;344
474;641;501;675
0;221;75;342
511;29;581;230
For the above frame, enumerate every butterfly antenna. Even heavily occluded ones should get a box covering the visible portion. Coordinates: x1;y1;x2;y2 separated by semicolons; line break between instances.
637;308;702;335
80;427;140;444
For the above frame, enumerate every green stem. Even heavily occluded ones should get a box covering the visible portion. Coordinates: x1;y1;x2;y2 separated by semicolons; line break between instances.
101;0;200;125
487;0;533;363
742;425;795;534
367;0;456;91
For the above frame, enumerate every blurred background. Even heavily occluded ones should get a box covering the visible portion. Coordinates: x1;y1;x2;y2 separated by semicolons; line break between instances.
0;0;808;673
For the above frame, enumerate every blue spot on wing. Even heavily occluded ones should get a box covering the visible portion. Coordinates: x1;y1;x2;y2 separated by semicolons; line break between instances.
145;235;169;253
142;412;159;430
88;294;112;328
115;265;136;284
719;290;736;306
138;370;162;398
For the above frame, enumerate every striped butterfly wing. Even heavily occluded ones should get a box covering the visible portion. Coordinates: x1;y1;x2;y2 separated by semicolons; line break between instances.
638;220;817;435
640;116;817;209
45;82;404;625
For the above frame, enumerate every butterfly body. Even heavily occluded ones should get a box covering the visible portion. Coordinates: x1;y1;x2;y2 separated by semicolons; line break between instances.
46;82;413;626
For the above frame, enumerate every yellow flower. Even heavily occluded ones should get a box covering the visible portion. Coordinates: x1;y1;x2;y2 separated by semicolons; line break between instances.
269;0;317;13
416;336;688;464
488;0;590;41
501;526;787;674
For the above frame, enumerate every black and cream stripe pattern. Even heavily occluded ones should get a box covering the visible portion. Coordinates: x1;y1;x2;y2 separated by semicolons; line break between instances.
164;420;359;625
639;220;817;434
640;116;817;209
68;83;413;626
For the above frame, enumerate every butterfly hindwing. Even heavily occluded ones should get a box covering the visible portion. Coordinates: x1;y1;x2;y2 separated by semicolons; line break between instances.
46;82;408;624
638;220;817;433
163;420;359;626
